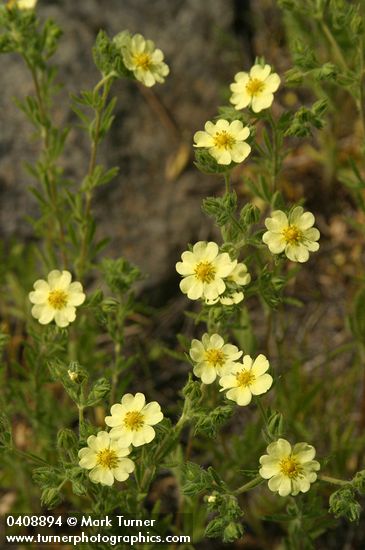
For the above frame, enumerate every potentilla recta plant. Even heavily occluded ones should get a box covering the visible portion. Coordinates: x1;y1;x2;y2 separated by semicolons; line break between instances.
0;1;364;548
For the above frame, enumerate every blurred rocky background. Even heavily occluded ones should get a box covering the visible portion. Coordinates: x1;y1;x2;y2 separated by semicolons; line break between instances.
0;0;282;290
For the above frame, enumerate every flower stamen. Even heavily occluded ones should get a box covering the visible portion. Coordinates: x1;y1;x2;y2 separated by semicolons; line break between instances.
279;456;303;479
205;348;226;368
133;52;152;70
124;411;145;431
48;289;68;310
194;261;216;283
282;225;302;244
96;448;119;469
236;370;255;388
213;130;235;149
246;78;265;96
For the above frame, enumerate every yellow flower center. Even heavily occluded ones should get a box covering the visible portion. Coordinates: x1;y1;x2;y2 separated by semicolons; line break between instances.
279;456;303;479
246;78;265;97
236;369;255;387
48;289;68;310
124;411;145;431
194;261;216;283
213;130;235;149
96;448;119;469
282;225;302;244
205;348;226;368
133;52;152;70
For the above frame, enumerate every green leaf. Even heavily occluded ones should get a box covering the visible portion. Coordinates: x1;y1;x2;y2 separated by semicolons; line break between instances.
100;257;141;294
202;192;237;227
48;361;88;404
194;149;234;175
85;377;111;407
329;485;361;522
193;404;235;438
182;462;220;496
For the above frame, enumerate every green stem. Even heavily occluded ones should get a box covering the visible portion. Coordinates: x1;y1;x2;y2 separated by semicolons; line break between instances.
267;112;279;192
14;447;49;466
57;478;68;491
94;71;117;93
320;20;348;72
110;341;122;405
175;412;188;432
234;475;264;495
78;381;86;437
78;406;84;436
78;78;113;279
319;474;349;486
26;60;69;268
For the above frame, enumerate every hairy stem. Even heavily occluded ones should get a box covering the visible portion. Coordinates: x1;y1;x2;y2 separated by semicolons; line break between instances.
234;475;264;495
27;61;69;267
77;78;113;279
319;475;349;486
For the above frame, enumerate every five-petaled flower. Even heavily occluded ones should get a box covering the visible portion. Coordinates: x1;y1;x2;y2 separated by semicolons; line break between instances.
259;438;320;497
29;270;86;328
189;333;243;384
176;241;237;301
230;64;280;113
78;431;135;486
219;354;273;406
120;33;169;87
193;119;251;165
262;207;320;263
105;393;163;447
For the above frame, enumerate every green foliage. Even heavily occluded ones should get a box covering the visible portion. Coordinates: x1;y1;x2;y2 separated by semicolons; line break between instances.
283;99;328;137
193;402;235;438
328;471;365;522
100;258;141;295
0;2;365;548
205;493;244;542
194;149;234;175
329;485;362;522
202;191;237;226
93;30;129;78
182;462;223;496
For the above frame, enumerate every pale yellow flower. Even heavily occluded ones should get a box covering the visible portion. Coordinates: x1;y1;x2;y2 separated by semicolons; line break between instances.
193;119;251;165
219;354;272;406
78;431;134;487
105;393;163;447
176;241;237;301
121;33;169;87
230;64;280;113
29;270;85;328
259;438;320;497
189;333;243;384
7;0;37;9
262;207;320;262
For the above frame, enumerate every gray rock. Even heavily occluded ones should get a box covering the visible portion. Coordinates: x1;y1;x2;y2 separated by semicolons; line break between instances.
0;0;255;287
